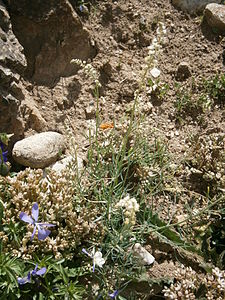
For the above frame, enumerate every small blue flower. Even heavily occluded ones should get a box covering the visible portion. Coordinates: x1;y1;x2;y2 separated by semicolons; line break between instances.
17;272;31;285
109;290;119;299
0;141;7;163
79;4;84;12
19;203;55;241
18;264;46;285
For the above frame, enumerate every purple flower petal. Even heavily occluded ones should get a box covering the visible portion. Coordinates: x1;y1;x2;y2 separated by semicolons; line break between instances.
19;203;55;241
17;272;31;285
1;150;8;163
38;223;55;227
19;212;34;224
17;276;29;285
18;265;46;286
31;264;38;275
31;224;37;240
32;203;39;222
31;264;46;276
82;248;91;257
37;226;51;240
35;267;47;276
92;262;95;272
0;142;7;162
109;290;119;298
27;272;31;281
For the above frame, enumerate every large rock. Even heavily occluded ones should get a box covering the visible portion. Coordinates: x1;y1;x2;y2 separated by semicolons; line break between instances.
0;1;27;72
204;3;225;32
0;0;27;137
172;0;223;14
12;132;66;168
0;0;96;143
176;61;191;81
6;0;96;86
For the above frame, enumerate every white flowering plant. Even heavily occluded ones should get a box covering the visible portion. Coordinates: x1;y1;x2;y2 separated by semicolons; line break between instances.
115;195;140;226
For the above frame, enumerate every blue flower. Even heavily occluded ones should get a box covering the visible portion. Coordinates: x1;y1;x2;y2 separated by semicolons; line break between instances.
18;264;46;285
0;141;8;163
79;3;88;13
79;4;84;12
19;203;55;241
109;290;119;299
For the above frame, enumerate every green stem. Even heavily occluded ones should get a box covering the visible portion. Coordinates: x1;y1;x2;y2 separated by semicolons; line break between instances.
94;85;100;141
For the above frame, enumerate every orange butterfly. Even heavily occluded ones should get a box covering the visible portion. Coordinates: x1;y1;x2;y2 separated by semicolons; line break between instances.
99;122;114;130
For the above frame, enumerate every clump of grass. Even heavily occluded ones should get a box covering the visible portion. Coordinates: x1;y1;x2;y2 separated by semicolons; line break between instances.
174;82;204;124
174;73;225;124
201;74;225;106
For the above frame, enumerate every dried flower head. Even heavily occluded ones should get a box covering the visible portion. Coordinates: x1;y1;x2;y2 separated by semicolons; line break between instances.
163;265;225;300
116;195;139;225
0;167;104;260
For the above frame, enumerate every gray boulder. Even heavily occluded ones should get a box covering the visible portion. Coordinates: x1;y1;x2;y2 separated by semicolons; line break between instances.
172;0;223;14
12;132;66;168
176;62;191;81
0;0;96;142
0;0;27;138
204;3;225;32
7;0;96;86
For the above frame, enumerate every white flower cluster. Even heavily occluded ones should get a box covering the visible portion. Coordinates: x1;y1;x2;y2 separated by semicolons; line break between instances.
212;267;225;290
71;58;101;87
146;22;166;66
163;266;198;300
116;195;140;225
144;22;167;95
163;265;225;300
204;267;225;300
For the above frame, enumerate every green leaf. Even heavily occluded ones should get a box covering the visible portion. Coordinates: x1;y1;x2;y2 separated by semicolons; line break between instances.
0;201;3;223
150;213;201;253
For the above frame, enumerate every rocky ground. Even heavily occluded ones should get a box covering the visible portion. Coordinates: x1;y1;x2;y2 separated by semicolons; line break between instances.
0;0;224;157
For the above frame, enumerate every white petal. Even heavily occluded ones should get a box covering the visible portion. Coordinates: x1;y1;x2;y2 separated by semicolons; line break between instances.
94;251;105;267
96;257;105;267
150;67;161;78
